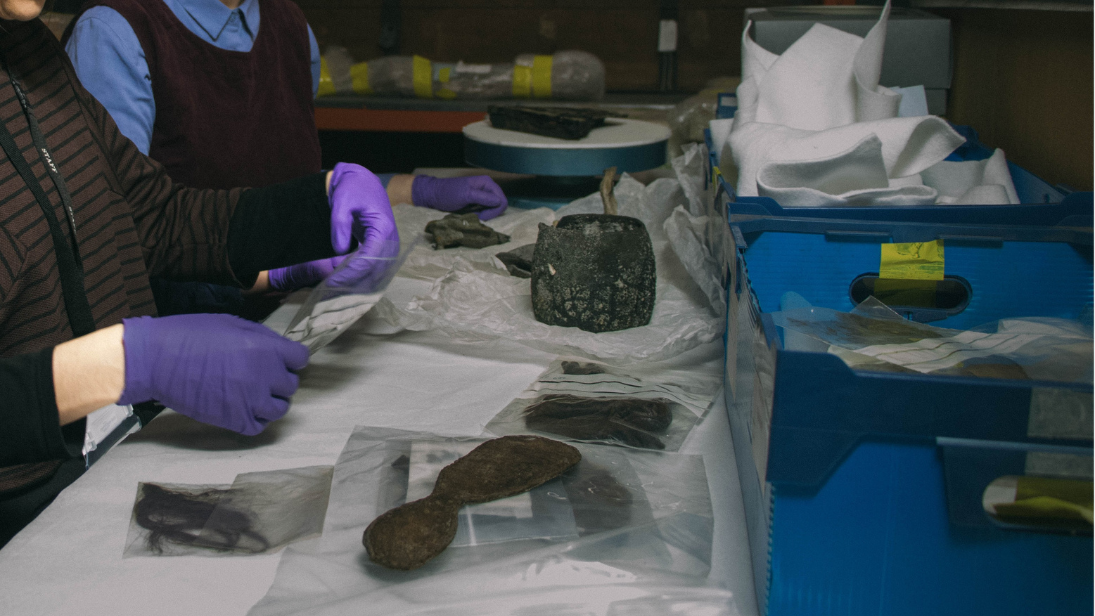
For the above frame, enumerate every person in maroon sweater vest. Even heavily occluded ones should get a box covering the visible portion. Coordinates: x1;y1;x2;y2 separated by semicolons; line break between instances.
63;0;509;318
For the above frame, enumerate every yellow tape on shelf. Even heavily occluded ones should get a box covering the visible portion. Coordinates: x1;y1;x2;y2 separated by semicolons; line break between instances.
350;62;371;95
436;66;456;100
879;240;944;281
412;55;433;98
317;56;336;97
531;55;553;98
512;65;532;98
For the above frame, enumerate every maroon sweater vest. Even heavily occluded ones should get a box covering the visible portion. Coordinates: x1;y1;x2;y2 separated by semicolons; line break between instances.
71;0;322;189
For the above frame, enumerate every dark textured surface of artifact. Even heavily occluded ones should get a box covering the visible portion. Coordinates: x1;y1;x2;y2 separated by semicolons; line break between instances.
488;105;626;140
363;435;581;570
495;243;536;278
524;394;672;450
531;214;656;333
560;360;607;375
425;213;511;249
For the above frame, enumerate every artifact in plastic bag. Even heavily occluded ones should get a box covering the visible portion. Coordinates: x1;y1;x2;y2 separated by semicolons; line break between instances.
524;394;673;450
531;168;656;332
487;105;626;140
125;466;333;557
319;48;605;101
363;435;581;570
425;213;511;249
494;243;536;278
247;427;725;616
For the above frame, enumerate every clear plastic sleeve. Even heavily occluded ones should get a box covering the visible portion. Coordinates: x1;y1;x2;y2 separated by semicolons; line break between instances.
123;465;333;557
246;427;736;616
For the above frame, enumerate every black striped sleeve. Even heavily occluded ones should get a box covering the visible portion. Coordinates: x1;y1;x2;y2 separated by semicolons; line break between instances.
0;347;83;466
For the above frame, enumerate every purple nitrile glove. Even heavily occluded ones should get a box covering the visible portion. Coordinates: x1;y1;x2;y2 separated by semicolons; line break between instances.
329;162;399;255
268;255;348;292
411;175;508;221
118;314;309;436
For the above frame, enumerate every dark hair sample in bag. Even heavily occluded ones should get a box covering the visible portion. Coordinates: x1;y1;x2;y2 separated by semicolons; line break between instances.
363;435;581;570
523;394;672;450
134;483;269;554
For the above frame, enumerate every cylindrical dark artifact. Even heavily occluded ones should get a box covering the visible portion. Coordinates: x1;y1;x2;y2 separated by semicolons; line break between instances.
531;214;656;333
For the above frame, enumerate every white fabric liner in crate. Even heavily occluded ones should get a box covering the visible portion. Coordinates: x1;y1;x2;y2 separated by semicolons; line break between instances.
375;144;729;365
246;427;738;616
715;0;1020;207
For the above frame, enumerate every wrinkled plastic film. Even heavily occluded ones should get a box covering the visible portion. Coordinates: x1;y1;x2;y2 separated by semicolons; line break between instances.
284;237;417;354
773;296;1093;383
247;427;731;616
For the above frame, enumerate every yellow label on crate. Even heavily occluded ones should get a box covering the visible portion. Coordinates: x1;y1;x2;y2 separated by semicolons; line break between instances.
317;56;336;97
512;65;532;98
531;55;553;98
350;62;371;95
879;240;944;280
412;55;433;98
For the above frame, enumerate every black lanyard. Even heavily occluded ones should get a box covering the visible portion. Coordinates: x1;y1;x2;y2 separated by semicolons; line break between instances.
0;58;95;337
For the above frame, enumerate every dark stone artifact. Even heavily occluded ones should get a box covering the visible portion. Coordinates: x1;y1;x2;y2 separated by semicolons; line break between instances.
531;168;655;332
523;394;673;450
531;215;656;332
495;243;536;278
488;105;626;140
363;435;581;570
425;213;511;249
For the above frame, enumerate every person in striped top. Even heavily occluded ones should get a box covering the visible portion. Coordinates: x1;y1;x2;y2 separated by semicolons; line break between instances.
0;0;394;545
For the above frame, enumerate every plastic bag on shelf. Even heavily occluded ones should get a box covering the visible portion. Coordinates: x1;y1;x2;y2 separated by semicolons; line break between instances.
319;47;605;101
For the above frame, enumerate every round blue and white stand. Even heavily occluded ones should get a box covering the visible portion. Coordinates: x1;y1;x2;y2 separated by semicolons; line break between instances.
463;118;670;210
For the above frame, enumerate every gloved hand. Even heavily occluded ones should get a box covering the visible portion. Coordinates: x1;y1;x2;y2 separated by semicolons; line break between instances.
118;314;309;436
268;255;347;292
329;162;399;255
411;175;508;221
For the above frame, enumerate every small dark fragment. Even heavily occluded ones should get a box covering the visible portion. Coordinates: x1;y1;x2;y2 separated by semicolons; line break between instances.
561;360;606;375
425;213;510;249
523;394;672;450
562;463;633;535
531;215;656;333
363;435;581;570
488;106;626;140
495;243;537;278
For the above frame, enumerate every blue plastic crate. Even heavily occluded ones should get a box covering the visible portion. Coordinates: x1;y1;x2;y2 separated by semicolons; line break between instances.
723;217;1094;616
703;126;1093;226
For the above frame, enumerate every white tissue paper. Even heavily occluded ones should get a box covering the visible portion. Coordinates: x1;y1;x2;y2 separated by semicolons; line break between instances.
375;145;727;364
723;0;1019;207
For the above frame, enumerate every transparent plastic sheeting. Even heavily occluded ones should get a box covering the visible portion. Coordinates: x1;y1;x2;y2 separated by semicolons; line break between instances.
375;144;730;365
283;238;417;354
247;427;738;616
123;466;333;557
775;295;1094;383
485;355;724;452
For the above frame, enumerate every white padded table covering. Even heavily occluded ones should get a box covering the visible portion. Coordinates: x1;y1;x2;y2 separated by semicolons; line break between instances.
0;277;759;616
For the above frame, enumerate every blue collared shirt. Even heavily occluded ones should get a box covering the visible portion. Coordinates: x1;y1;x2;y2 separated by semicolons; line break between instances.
65;0;321;155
